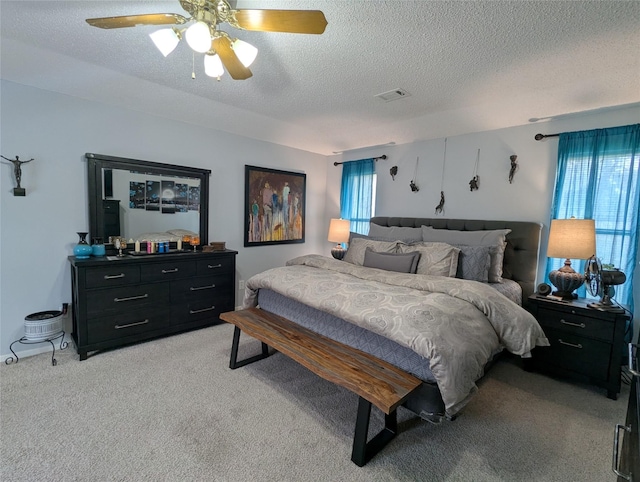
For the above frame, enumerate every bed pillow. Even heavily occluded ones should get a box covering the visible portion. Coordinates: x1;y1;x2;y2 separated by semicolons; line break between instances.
397;242;460;277
166;228;198;237
367;224;424;242
343;237;398;266
363;248;421;274
454;245;491;282
421;226;511;282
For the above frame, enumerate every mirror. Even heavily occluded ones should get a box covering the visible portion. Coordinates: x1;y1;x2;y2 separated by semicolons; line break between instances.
86;153;210;245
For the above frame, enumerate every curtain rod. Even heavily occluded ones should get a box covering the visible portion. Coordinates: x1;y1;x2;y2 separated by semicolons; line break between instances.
333;155;387;166
534;132;560;141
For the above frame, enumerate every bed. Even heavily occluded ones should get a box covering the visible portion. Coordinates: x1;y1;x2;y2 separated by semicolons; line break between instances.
242;217;548;421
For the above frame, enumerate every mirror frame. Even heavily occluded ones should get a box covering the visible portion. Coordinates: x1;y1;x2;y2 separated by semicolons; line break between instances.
86;152;211;245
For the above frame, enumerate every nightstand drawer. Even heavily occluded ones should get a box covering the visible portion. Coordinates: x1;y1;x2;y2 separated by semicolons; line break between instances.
537;307;614;342
534;328;611;380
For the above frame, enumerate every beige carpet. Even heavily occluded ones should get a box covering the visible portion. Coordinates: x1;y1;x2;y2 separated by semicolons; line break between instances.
0;322;629;481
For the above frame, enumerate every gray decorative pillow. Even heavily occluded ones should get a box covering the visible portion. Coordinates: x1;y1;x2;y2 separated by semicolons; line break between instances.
367;224;424;242
421;226;511;282
343;237;398;266
396;242;460;277
363;248;421;274
454;245;491;282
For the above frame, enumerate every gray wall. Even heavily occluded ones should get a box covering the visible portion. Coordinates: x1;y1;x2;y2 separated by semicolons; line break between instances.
0;80;327;359
2;79;639;360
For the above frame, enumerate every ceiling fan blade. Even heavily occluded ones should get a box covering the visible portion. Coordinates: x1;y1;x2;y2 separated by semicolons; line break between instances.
212;37;252;80
86;13;188;29
232;10;327;34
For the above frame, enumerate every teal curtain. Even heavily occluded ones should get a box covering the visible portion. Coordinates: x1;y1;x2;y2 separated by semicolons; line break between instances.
546;124;640;314
340;158;375;234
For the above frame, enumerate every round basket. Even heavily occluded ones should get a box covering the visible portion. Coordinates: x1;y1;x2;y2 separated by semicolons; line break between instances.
24;310;63;341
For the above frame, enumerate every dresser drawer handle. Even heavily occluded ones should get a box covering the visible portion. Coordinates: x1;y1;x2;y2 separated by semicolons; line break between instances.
207;263;223;269
161;268;179;274
558;339;582;349
114;294;149;302
115;319;149;329
560;319;585;329
612;423;632;480
190;306;215;314
103;273;125;280
190;284;216;291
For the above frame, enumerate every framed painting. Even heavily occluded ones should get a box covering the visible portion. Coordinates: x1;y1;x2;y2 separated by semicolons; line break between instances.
244;165;306;247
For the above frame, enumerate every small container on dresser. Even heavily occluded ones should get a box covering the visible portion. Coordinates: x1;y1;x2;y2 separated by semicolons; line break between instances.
69;249;237;360
527;294;631;400
613;343;639;481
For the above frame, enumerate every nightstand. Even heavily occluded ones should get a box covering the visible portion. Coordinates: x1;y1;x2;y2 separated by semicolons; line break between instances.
527;294;630;399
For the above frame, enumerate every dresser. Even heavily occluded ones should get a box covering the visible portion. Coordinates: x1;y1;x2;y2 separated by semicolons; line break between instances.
69;250;237;360
614;344;639;481
527;295;630;399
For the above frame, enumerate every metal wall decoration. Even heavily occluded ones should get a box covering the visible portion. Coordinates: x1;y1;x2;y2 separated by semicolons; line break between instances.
390;165;398;180
1;155;34;196
435;139;447;214
469;148;480;191
410;157;419;192
244;165;306;247
508;155;518;183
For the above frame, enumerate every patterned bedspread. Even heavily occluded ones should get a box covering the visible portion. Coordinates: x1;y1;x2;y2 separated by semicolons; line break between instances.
243;254;549;416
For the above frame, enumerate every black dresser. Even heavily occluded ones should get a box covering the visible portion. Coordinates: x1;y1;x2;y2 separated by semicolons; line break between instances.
69;249;237;360
615;343;639;481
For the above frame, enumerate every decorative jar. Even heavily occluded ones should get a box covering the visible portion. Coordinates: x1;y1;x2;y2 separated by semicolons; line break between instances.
73;232;92;259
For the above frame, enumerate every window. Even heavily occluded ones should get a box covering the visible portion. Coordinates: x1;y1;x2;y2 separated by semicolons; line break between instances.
546;124;640;313
340;158;376;234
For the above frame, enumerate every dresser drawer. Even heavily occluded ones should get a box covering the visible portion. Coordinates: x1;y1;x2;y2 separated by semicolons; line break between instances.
170;275;232;302
534;328;611;380
140;260;196;282
171;297;234;324
87;308;170;344
196;256;234;276
86;283;170;317
85;265;140;288
537;307;614;342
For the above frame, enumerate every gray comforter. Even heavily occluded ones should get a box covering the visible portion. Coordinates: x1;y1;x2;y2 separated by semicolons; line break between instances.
243;254;549;417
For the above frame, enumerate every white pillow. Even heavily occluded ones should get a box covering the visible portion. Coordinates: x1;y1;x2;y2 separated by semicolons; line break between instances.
343;237;398;266
397;242;460;277
421;226;511;282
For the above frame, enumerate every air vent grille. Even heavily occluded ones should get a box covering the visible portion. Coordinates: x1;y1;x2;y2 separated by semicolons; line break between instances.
374;88;411;102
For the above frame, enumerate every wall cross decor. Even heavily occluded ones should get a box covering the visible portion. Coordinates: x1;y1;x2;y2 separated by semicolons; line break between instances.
1;155;34;196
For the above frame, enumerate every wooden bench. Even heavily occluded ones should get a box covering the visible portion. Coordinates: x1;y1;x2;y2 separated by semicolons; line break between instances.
220;307;422;466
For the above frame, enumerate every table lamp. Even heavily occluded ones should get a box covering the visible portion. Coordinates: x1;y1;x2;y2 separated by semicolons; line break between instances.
547;218;596;299
328;218;350;260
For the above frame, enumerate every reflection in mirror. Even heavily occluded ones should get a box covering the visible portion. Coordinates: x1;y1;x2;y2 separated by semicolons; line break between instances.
86;153;210;246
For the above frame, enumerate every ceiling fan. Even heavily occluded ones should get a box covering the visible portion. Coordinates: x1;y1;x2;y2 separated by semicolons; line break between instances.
86;0;328;80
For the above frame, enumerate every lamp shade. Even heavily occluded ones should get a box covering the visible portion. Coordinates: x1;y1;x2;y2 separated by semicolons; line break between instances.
328;219;350;243
547;218;596;260
149;28;180;57
547;218;596;299
232;39;258;67
204;54;224;78
185;21;212;53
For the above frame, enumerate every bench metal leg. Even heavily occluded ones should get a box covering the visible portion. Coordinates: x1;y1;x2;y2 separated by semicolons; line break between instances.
229;326;270;369
351;397;398;467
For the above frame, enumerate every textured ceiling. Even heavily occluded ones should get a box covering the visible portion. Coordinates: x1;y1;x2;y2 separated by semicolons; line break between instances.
1;1;639;155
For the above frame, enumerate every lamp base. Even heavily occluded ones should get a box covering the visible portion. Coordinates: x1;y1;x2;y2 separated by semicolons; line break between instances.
548;260;583;300
331;245;346;260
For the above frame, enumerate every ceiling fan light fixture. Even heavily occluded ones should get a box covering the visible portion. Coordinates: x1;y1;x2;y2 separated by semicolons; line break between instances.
232;39;258;68
185;21;212;53
204;54;225;78
149;28;181;57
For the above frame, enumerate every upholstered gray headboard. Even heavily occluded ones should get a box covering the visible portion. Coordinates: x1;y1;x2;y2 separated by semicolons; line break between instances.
370;217;542;306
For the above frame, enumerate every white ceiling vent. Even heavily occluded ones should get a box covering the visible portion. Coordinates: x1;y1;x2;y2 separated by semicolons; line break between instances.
374;88;411;102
